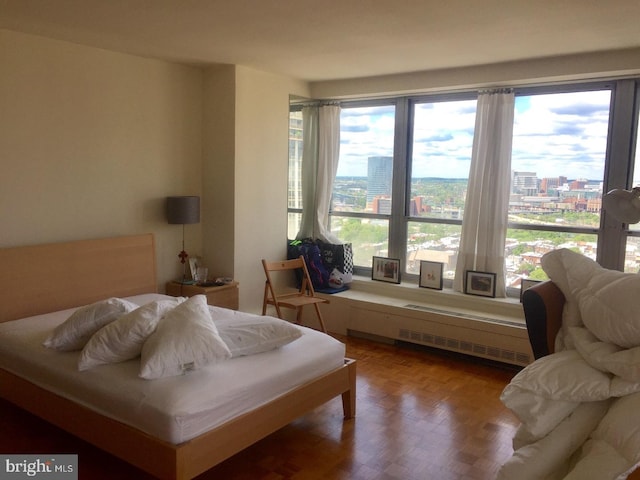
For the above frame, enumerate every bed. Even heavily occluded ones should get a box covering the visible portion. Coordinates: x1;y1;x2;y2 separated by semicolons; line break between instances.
0;234;356;480
497;248;640;480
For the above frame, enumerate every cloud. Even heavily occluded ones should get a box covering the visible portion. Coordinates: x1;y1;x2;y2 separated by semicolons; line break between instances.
336;89;612;180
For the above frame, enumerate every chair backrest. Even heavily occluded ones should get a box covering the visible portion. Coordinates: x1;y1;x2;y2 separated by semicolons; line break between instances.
262;256;317;298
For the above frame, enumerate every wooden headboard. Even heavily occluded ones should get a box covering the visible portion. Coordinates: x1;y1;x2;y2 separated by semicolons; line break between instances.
0;234;157;323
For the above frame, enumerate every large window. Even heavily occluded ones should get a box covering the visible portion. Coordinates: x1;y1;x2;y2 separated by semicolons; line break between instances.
288;79;640;290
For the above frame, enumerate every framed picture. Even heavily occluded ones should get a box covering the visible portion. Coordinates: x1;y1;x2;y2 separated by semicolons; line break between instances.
419;261;443;290
520;278;541;302
188;256;203;280
372;256;401;284
465;270;496;298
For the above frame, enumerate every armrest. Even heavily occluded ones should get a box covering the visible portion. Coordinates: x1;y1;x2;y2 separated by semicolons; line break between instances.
522;280;565;359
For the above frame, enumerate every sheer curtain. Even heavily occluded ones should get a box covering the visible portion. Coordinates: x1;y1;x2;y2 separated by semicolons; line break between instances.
453;90;515;297
296;104;341;243
296;105;318;239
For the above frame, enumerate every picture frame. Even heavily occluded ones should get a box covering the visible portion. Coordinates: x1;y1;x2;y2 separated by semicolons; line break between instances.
465;270;496;298
372;256;401;284
520;278;542;302
419;261;444;290
188;256;203;280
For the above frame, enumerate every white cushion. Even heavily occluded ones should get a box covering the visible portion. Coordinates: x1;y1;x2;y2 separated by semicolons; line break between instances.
78;298;185;371
139;295;231;380
43;297;138;351
211;308;302;357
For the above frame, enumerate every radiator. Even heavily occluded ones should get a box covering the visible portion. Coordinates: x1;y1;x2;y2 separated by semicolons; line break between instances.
347;302;532;366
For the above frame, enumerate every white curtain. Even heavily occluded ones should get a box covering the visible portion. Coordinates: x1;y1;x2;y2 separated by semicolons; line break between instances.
296;105;318;239
314;105;341;243
453;90;515;297
296;104;341;243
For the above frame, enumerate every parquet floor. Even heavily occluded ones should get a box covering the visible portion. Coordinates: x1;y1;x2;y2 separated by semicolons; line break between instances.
0;334;521;480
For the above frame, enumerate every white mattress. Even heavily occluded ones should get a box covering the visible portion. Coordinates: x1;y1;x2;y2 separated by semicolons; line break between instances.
0;294;346;444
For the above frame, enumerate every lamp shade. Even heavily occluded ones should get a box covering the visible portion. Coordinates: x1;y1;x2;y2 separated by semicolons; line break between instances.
602;187;640;224
166;196;200;224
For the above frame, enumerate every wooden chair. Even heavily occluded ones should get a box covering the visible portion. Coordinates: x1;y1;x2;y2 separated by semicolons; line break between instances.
261;256;328;333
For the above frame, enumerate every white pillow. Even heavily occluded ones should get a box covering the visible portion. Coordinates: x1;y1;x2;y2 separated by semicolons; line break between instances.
78;298;185;371
139;295;231;380
43;297;138;351
216;314;302;357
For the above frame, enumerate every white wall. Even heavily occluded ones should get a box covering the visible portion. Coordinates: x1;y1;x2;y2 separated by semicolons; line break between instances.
311;48;640;98
202;65;236;280
0;29;204;289
232;66;308;312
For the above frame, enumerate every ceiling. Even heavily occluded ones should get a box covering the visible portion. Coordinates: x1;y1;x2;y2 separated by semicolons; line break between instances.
1;0;640;82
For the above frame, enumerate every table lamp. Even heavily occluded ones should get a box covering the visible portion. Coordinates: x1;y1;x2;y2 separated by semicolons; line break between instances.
166;196;200;283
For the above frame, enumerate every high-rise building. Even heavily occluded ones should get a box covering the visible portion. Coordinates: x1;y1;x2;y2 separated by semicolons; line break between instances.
367;156;393;205
512;171;538;195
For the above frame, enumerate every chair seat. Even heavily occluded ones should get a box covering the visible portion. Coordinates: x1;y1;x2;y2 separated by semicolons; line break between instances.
270;295;328;309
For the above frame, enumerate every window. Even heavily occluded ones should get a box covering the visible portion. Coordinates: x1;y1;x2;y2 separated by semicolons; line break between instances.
507;89;611;283
407;97;477;279
288;79;640;290
288;107;303;240
624;84;640;272
330;103;396;268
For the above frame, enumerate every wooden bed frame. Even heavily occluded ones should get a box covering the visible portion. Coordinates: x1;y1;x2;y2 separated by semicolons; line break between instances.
0;234;356;480
522;280;640;480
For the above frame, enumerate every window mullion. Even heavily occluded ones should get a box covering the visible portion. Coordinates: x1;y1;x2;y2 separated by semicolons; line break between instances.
598;79;638;269
389;98;409;264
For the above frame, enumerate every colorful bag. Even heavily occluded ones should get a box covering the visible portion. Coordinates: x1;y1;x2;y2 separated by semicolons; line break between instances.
316;240;353;284
288;239;331;290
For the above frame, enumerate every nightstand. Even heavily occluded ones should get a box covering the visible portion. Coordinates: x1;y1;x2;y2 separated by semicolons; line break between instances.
165;281;239;310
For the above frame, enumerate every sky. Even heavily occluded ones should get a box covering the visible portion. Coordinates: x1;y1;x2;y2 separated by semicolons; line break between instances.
338;90;619;182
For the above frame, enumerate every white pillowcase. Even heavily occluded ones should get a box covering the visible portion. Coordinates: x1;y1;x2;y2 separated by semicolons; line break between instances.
139;295;231;380
213;310;303;357
77;298;185;371
43;297;138;351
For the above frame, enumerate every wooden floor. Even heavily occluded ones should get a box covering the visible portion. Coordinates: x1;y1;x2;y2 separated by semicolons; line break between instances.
0;334;521;480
